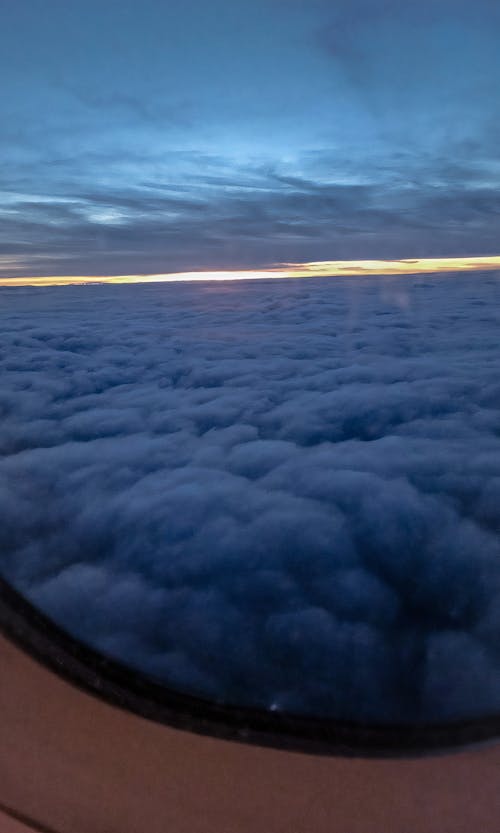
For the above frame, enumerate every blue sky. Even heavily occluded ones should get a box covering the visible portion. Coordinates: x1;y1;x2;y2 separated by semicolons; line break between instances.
2;0;500;276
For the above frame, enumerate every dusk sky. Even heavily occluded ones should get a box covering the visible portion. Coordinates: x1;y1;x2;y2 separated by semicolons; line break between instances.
2;0;500;278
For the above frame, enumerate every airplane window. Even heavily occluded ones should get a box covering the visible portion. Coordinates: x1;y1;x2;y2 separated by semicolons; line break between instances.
0;0;499;753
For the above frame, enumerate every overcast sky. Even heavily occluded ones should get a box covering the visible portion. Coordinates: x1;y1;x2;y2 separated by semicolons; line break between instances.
2;0;500;276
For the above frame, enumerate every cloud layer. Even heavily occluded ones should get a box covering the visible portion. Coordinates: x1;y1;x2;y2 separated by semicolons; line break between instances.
1;274;500;723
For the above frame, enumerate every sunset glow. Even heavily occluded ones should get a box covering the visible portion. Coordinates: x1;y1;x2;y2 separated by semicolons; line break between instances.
1;256;500;287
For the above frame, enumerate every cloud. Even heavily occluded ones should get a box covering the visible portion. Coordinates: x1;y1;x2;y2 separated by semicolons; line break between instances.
319;0;500;99
0;273;499;723
3;162;500;277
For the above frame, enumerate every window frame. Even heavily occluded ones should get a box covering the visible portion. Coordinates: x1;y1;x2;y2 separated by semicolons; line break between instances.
1;576;498;758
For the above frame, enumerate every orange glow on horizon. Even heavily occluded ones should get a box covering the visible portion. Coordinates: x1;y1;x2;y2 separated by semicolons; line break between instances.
1;256;500;287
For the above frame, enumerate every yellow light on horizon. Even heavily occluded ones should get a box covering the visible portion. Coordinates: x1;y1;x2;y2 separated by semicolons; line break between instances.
287;256;500;277
1;256;500;287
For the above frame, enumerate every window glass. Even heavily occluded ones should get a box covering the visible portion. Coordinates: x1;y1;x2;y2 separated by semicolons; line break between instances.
1;0;499;727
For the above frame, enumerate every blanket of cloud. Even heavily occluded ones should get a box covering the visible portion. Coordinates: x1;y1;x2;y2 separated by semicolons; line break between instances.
1;273;499;724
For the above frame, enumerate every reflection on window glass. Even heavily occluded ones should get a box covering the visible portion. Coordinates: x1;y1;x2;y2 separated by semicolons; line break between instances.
1;0;499;725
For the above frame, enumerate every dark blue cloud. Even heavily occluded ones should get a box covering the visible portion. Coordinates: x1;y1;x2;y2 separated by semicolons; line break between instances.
1;274;499;722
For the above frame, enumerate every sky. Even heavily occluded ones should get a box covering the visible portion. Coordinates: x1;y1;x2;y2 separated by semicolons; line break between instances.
2;0;500;278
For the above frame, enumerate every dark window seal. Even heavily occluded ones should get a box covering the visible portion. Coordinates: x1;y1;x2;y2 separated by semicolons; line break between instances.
1;576;498;758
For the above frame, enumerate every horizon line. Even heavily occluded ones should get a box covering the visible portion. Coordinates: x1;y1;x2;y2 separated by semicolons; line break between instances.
1;256;500;287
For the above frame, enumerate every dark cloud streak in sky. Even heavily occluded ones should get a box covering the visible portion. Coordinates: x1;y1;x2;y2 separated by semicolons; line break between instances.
2;168;500;276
